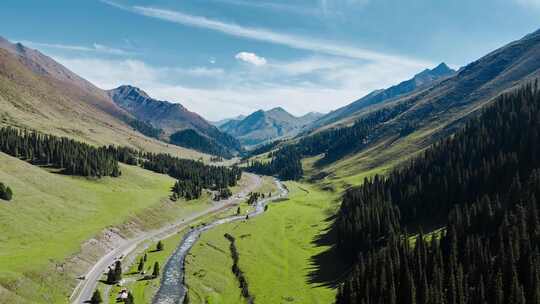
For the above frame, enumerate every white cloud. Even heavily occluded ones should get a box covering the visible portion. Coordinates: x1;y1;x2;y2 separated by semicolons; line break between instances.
51;53;425;121
18;40;133;56
101;1;430;68
235;52;267;66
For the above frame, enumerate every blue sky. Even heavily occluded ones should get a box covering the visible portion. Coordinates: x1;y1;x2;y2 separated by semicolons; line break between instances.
2;0;540;120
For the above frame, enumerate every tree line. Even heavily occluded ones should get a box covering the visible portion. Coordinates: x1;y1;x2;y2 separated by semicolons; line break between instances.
128;118;163;139
224;233;255;304
0;127;120;177
334;82;540;303
245;145;303;180
0;127;241;200
170;129;234;159
139;151;242;200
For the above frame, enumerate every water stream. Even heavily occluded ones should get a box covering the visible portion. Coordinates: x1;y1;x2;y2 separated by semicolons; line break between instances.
153;179;287;304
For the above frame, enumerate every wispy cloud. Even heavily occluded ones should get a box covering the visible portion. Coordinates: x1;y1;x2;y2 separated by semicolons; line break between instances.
101;1;430;67
208;0;321;16
53;53;426;120
18;40;133;56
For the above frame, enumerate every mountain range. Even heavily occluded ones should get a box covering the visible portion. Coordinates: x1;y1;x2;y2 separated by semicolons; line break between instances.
0;36;242;158
108;85;242;157
295;28;540;177
218;107;323;146
309;62;456;131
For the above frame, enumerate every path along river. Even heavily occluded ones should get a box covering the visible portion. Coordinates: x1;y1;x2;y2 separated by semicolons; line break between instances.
152;179;288;304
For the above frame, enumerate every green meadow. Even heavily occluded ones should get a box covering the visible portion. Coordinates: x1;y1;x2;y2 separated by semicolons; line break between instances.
185;181;343;304
0;152;213;303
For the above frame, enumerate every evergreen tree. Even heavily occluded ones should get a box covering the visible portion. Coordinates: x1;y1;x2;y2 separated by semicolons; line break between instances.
152;262;160;278
90;289;102;304
0;183;12;201
137;257;145;273
113;261;122;283
106;267;116;284
156;241;164;252
5;186;12;201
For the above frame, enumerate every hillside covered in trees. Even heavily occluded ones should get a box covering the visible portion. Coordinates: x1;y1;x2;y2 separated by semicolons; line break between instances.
245;145;303;180
334;83;540;303
0;127;121;177
141;151;242;200
170;129;235;159
0;127;241;200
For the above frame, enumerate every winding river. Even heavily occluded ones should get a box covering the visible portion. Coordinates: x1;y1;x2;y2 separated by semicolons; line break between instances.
152;179;288;304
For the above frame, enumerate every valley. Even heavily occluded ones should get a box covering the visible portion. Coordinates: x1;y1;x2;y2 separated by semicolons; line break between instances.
1;5;540;304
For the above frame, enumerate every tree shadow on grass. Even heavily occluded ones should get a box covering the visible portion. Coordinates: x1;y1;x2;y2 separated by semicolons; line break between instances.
306;214;352;289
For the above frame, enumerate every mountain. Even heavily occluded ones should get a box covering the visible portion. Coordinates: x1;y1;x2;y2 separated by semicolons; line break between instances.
0;37;130;120
211;115;246;127
367;29;540;145
107;85;242;157
310;62;455;130
219;107;323;146
246;28;540;189
0;37;204;159
310;28;540;173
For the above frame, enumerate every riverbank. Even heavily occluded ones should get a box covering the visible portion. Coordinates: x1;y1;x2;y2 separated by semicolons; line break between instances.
185;182;342;304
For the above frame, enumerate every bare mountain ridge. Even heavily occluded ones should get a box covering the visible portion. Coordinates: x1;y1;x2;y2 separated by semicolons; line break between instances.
108;85;242;156
219;107;323;146
310;62;455;130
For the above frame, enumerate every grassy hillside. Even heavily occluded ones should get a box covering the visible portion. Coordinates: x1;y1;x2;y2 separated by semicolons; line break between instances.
0;152;214;303
185;182;344;304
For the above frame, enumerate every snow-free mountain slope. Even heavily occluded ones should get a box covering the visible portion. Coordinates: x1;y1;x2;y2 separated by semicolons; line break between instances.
310;63;455;130
219;107;322;146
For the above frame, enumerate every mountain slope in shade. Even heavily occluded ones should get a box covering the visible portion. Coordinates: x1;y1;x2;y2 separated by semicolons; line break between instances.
108;85;242;156
0;37;205;159
310;62;455;130
220;107;323;146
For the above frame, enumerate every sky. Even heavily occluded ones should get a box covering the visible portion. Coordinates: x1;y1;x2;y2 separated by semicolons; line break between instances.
2;0;540;120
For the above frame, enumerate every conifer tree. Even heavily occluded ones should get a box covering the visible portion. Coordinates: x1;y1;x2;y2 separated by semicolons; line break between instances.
152;262;160;278
137;257;145;273
156;241;164;252
90;289;102;304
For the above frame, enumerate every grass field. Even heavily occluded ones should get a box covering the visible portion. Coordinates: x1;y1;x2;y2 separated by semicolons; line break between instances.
104;174;279;303
185;181;343;304
0;152;216;303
